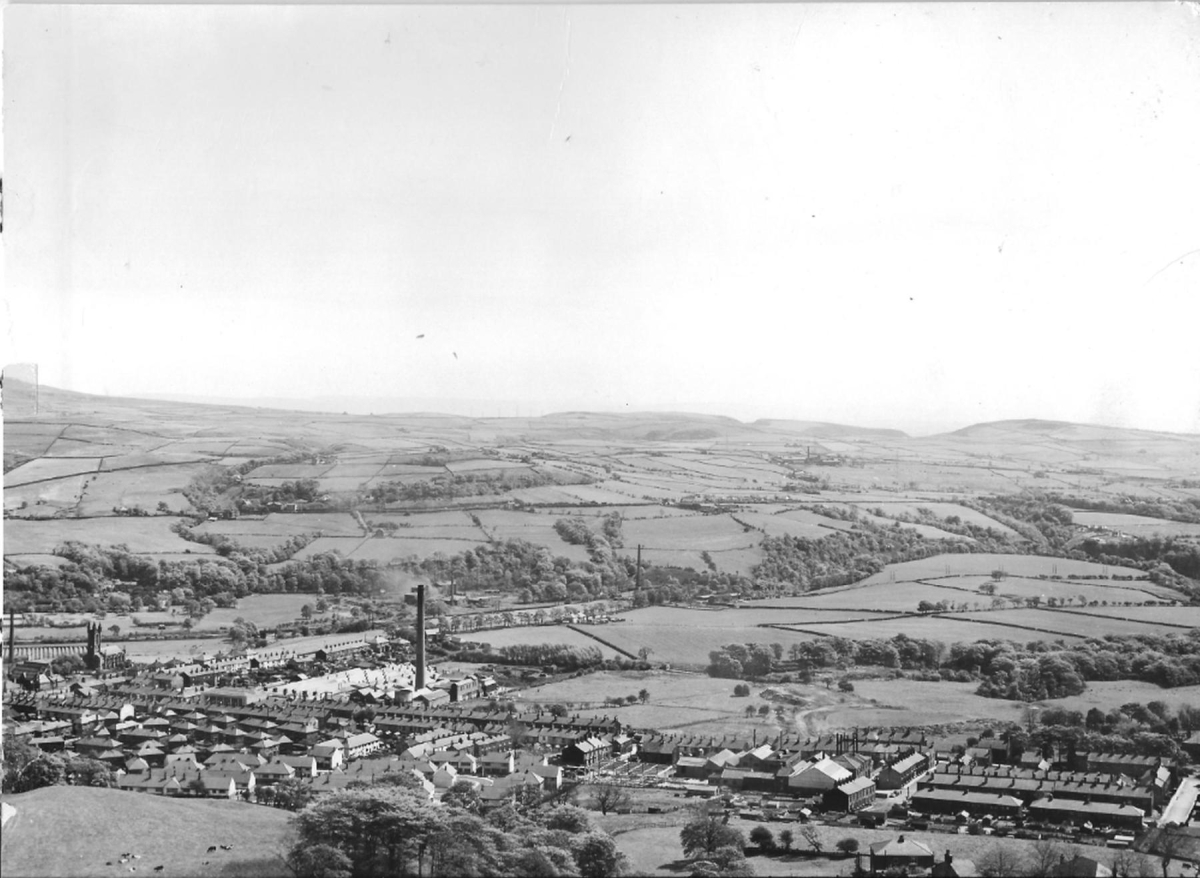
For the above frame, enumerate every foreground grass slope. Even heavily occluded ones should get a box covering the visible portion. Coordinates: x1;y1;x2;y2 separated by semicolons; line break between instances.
1;786;293;878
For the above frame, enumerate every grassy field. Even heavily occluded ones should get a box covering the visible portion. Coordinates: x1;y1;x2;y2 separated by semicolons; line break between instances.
463;625;626;659
947;607;1181;639
0;786;294;878
1045;680;1200;716
1072;510;1200;537
3;474;92;513
4;456;102;486
514;669;813;737
192;594;323;631
4;517;216;556
856;553;1146;584
776;614;1087;644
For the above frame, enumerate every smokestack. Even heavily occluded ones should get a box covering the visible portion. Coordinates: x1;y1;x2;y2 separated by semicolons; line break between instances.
416;583;427;690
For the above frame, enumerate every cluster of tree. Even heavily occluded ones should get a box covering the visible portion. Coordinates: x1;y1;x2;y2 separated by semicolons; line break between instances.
363;470;565;506
974;837;1161;878
4;540;389;614
960;495;1076;551
678;811;755;877
236;478;323;509
1047;492;1200;525
752;518;980;592
182;452;323;515
404;538;632;604
493;643;606;671
1020;700;1198;761
2;739;116;793
707;631;1200;700
1078;536;1200;582
174;524;319;564
285;783;627;878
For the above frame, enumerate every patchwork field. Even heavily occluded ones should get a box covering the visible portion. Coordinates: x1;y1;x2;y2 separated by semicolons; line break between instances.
4;517;215;556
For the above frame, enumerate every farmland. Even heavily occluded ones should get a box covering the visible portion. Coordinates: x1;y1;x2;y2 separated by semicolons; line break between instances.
0;785;293;878
5;381;1200;740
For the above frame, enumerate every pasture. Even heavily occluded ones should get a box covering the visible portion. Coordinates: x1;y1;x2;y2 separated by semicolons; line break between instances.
1072;510;1200;537
4;457;101;486
192;594;322;632
856;553;1146;585
0;785;293;878
461;625;625;659
3;517;216;556
514;669;802;738
947;607;1187;639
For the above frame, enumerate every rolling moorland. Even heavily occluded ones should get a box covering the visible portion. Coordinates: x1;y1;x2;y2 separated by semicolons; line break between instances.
5;380;1200;876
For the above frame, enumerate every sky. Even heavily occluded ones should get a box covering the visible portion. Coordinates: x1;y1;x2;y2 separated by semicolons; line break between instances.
4;2;1200;435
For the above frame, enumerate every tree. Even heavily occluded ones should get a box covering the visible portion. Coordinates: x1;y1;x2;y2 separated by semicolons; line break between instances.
778;829;794;852
799;824;822;853
576;832;626;878
838;679;855;693
733;684;751;697
638;688;651;704
3;750;66;793
680;814;746;859
274;776;315;811
549;703;570;718
545;804;594;834
108;624;121;637
441;779;481;813
291;787;443;877
836;838;859;856
977;843;1026;878
1028;839;1073;876
757;704;771;718
301;604;314;620
749;825;776;851
590;779;632;816
285;844;353;878
64;757;115;788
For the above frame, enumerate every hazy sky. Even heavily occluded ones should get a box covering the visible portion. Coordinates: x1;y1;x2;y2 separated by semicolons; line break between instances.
5;2;1200;434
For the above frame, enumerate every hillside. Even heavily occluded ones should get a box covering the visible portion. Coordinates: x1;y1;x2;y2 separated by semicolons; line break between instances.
0;786;293;877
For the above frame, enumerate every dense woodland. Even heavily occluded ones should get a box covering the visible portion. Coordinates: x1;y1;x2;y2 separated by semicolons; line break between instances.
707;631;1200;700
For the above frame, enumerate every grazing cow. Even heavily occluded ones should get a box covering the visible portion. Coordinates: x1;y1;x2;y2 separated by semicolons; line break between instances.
206;847;217;854
153;867;164;873
220;845;233;851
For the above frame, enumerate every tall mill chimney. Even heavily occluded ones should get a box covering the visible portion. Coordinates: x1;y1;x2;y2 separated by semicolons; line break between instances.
415;583;427;690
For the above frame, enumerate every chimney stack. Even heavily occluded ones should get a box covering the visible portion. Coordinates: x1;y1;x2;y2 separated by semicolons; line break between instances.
416;583;427;690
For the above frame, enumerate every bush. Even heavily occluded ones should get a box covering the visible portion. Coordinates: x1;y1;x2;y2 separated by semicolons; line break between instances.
838;678;855;693
836;837;859;855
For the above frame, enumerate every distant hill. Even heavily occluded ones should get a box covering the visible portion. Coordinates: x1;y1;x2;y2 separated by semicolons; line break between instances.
752;418;909;440
944;418;1200;440
0;785;292;878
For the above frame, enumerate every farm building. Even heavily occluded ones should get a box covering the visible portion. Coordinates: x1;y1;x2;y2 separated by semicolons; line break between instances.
867;836;935;875
823;776;877;812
